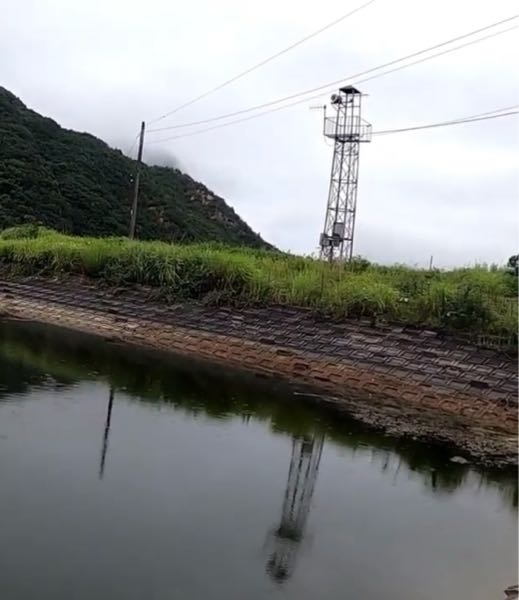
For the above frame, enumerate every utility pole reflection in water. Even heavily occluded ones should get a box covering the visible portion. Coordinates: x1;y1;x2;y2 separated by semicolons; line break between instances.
266;432;325;583
99;386;114;479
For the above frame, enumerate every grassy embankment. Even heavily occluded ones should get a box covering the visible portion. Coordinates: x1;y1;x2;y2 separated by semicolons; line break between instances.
0;225;516;346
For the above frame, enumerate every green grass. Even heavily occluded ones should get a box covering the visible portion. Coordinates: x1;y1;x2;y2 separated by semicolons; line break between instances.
0;226;517;346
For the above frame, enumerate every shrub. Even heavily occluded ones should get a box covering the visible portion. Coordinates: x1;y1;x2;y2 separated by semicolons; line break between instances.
0;224;43;240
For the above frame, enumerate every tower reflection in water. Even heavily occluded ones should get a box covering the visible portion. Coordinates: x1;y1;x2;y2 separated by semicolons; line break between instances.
96;386;325;583
266;432;325;583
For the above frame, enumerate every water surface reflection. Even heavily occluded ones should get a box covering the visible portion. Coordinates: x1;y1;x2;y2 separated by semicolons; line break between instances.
0;320;516;600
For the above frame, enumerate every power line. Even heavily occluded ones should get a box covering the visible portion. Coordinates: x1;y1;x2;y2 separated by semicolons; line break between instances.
147;0;376;125
147;14;518;134
372;109;519;136
354;25;517;85
149;104;518;148
149;18;517;134
373;104;519;134
147;25;517;144
125;132;140;157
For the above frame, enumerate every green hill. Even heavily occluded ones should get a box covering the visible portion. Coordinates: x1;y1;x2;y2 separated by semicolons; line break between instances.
0;87;268;247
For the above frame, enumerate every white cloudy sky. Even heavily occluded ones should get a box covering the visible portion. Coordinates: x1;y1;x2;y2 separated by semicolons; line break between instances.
2;0;518;266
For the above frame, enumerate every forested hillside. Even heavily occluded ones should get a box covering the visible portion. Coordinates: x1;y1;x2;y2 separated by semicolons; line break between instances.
0;87;268;247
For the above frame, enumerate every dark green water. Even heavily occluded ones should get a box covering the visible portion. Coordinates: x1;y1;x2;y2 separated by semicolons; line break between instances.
0;320;516;600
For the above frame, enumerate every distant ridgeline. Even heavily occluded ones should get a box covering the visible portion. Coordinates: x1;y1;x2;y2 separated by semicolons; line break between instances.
0;87;269;248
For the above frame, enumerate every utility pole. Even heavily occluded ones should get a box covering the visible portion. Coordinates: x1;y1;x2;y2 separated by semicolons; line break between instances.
319;86;371;262
129;121;146;239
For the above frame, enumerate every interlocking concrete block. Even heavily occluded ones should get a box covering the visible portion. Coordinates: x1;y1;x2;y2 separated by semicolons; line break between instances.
1;279;517;441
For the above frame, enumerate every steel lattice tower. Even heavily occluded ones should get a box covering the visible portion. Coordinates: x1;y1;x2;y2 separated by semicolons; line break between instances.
266;433;324;582
319;86;371;262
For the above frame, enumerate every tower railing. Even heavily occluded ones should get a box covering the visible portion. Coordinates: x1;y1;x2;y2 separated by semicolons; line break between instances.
323;116;372;142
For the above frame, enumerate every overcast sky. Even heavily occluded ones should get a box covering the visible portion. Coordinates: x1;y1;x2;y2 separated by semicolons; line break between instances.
2;0;518;266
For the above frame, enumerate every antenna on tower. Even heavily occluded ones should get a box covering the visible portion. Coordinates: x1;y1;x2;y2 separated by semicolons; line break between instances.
319;86;371;262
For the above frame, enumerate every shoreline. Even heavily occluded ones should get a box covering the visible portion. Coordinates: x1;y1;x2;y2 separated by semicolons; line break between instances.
0;275;517;467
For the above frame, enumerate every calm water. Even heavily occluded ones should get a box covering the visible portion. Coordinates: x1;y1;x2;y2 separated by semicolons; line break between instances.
0;320;516;600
